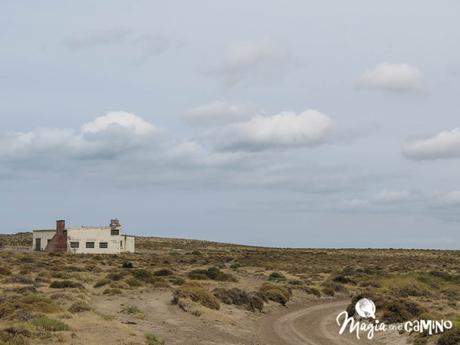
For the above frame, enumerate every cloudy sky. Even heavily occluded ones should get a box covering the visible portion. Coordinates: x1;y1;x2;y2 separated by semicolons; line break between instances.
2;1;460;248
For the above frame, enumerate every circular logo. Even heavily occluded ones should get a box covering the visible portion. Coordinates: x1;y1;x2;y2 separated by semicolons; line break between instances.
355;298;376;319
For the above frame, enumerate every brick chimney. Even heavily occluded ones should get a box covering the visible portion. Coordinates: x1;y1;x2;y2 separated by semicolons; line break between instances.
56;220;65;235
45;219;68;253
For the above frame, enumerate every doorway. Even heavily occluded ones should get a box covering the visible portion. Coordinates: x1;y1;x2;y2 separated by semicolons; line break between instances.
35;238;41;251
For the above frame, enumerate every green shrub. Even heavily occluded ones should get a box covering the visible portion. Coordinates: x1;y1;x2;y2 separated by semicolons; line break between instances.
172;282;220;310
332;275;356;285
145;332;164;345
321;286;335;296
30;317;70;331
438;329;460;345
154;269;173;277
303;287;321;297
122;261;134;269
132;269;155;283
68;301;91;313
382;299;424;323
126;278;143;287
321;280;347;296
103;288;122;295
168;277;185;286
188;267;236;282
49;280;83;289
121;305;142;315
106;272;126;281
213;288;263;312
268;272;286;282
19;294;59;314
94;279;110;288
258;283;291;306
0;267;11;276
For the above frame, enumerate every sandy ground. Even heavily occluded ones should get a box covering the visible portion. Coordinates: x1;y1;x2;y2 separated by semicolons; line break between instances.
257;299;409;345
74;292;410;345
88;290;260;345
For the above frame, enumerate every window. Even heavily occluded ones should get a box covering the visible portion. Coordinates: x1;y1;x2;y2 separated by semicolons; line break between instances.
70;241;79;248
111;229;119;235
120;241;123;248
99;242;108;249
85;242;95;248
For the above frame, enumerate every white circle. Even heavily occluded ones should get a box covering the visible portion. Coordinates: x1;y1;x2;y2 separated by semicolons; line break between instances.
355;298;376;319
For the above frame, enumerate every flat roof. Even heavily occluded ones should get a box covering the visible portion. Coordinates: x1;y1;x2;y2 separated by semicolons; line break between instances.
67;226;111;230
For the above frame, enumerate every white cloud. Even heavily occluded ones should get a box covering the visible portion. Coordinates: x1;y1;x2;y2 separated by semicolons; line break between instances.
403;128;460;160
0;111;252;178
217;110;332;151
0;128;74;160
81;111;156;135
339;189;421;212
0;112;161;164
205;39;291;86
435;191;460;206
185;100;255;126
357;62;422;92
374;190;415;203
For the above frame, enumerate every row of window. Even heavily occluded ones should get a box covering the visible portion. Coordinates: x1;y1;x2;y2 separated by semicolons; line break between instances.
70;241;108;249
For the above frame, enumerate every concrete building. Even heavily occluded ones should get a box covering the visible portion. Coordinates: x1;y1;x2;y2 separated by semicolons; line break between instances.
32;219;135;254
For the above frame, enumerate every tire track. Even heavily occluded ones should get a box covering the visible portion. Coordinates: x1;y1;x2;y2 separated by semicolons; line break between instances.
258;299;386;345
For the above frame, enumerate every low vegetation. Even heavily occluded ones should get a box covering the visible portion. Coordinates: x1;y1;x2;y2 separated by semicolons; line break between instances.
213;287;264;312
0;233;458;344
172;282;220;310
145;332;165;345
30;317;70;331
49;280;83;289
258;283;291;306
188;267;237;282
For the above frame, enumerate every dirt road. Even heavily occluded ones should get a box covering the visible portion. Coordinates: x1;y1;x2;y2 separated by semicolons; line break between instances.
257;299;406;345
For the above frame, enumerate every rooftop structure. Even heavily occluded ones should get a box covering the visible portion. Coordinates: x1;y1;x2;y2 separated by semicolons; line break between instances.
32;219;135;254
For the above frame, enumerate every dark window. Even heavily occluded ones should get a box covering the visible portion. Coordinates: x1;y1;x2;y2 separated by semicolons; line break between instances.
85;242;95;248
70;241;79;248
120;241;123;248
111;229;119;235
99;242;108;249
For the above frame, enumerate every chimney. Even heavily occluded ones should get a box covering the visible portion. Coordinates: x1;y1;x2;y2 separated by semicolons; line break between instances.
56;220;65;235
45;219;68;253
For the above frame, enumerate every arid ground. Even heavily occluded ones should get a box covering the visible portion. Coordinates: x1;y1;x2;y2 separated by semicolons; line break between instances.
0;233;459;345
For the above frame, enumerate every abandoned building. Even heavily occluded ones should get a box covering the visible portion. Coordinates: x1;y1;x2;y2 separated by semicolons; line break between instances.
32;219;135;254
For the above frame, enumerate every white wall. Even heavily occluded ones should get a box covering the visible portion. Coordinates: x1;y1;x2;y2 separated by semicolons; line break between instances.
32;231;55;251
123;236;135;253
66;227;135;254
33;226;135;254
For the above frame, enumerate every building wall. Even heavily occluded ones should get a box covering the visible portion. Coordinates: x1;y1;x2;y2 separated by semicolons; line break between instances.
65;227;135;254
67;227;122;254
123;235;135;253
32;230;56;251
32;223;136;254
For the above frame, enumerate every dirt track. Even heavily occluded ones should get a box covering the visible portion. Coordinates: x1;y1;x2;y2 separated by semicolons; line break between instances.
257;299;405;345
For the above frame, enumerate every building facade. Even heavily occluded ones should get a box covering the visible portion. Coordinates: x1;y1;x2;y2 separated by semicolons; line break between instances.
32;219;135;254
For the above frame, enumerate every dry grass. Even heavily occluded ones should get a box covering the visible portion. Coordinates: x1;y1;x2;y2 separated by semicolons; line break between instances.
0;233;458;344
173;282;220;310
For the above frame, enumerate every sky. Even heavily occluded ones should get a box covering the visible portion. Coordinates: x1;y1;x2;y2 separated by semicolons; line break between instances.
1;0;460;249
